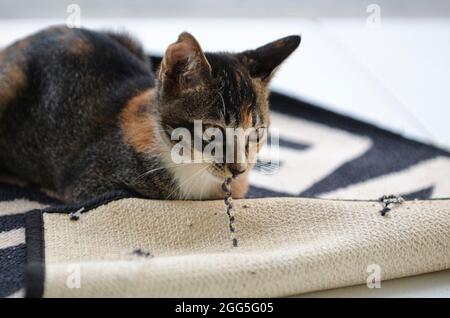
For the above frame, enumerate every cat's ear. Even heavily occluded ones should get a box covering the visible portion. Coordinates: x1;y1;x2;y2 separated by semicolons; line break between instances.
159;32;212;91
238;35;301;83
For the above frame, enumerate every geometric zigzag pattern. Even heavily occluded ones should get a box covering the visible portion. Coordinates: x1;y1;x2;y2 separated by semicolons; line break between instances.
249;92;450;200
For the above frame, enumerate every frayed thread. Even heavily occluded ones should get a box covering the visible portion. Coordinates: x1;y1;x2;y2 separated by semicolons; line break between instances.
69;207;84;221
222;177;238;247
379;194;404;216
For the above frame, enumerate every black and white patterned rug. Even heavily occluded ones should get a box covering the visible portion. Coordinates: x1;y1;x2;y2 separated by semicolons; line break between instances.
248;92;450;200
1;71;450;298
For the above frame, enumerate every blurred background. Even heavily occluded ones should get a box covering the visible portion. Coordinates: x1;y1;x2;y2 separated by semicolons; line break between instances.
2;0;450;18
0;0;449;150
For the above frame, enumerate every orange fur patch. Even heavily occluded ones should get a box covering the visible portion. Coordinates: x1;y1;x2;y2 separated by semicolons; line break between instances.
120;89;157;153
241;106;252;129
0;35;32;109
69;36;93;56
16;38;31;50
0;63;27;107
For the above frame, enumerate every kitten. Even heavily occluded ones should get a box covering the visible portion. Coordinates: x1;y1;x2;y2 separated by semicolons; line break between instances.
0;26;300;203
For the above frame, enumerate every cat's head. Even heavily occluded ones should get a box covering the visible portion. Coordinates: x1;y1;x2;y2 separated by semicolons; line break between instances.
156;32;300;179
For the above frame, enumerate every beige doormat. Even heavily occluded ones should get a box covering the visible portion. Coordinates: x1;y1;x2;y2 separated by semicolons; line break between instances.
25;197;450;297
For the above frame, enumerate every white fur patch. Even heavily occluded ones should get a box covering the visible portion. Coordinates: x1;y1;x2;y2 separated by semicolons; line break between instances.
159;146;222;200
168;162;222;200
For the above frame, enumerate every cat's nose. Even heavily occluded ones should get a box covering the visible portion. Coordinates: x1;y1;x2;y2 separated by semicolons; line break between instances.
228;164;246;177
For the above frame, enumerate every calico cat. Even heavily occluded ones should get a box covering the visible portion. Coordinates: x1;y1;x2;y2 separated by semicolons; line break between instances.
0;26;300;203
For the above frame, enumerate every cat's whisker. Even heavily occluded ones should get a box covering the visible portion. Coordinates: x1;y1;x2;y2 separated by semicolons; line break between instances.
199;174;207;201
180;165;210;200
183;165;210;200
186;165;211;200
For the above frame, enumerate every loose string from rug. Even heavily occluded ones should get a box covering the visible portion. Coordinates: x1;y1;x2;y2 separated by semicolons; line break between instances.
379;194;404;216
222;177;238;247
